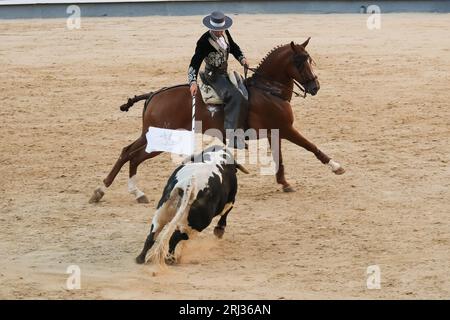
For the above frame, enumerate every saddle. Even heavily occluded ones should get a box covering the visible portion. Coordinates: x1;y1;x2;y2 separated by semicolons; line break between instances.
199;71;249;105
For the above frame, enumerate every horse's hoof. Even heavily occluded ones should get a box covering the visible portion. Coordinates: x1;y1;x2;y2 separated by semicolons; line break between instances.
214;226;225;239
333;167;346;175
135;254;146;264
328;160;345;175
136;195;150;204
283;185;295;193
89;187;105;203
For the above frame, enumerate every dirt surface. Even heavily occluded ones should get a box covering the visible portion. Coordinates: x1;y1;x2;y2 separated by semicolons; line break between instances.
1;14;449;299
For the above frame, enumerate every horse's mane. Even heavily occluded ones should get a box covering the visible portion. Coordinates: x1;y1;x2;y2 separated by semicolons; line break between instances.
255;42;316;73
255;43;289;71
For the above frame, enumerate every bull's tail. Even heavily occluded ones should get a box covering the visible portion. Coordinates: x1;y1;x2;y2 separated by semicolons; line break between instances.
119;92;153;112
148;177;196;268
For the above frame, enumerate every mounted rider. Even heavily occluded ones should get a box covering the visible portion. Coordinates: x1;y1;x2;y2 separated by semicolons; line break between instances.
188;11;249;148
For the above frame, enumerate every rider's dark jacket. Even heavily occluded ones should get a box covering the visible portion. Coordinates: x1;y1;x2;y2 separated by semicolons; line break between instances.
188;30;246;85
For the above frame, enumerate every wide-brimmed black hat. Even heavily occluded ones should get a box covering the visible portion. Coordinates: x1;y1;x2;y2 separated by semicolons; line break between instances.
202;11;233;31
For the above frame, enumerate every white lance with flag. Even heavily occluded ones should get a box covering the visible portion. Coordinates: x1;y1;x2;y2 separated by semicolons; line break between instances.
145;94;196;155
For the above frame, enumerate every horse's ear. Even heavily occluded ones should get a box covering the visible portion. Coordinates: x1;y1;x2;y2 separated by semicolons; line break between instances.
290;41;296;51
301;37;311;48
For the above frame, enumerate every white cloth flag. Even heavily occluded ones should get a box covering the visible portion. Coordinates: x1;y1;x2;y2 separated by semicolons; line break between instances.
145;127;194;156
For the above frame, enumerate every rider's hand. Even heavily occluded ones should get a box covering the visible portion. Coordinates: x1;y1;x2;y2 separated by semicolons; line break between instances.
190;82;198;96
241;58;249;68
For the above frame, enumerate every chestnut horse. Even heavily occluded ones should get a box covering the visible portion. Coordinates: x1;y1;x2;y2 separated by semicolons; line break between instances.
89;38;345;204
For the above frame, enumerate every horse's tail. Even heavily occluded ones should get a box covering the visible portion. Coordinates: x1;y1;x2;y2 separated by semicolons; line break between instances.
119;85;189;113
148;177;196;268
119;92;154;112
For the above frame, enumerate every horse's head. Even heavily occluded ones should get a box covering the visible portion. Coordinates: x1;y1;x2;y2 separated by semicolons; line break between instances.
288;38;320;96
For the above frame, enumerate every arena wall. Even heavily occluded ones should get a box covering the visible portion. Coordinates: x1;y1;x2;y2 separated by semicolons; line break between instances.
0;0;449;19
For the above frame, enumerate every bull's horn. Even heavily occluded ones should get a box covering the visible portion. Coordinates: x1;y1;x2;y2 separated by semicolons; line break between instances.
236;163;249;174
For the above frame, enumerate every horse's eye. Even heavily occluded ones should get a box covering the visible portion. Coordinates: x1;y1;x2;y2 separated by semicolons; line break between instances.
294;55;308;67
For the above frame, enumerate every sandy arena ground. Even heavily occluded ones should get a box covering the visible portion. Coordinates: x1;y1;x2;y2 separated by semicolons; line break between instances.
0;13;449;299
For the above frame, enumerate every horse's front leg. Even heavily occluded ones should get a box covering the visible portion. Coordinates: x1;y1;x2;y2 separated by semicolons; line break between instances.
282;126;345;175
268;135;295;192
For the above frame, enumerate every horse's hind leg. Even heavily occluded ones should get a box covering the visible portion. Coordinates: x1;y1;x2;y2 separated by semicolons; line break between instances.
89;135;146;203
104;135;146;187
128;147;162;203
283;126;345;175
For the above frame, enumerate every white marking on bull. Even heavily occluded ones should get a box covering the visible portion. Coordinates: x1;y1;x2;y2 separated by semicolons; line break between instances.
175;149;230;197
148;178;196;268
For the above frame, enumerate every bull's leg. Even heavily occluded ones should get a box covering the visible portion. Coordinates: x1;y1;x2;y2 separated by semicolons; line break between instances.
128;147;162;203
166;229;189;264
268;135;295;192
135;224;157;264
283;126;345;175
214;203;233;239
136;203;175;264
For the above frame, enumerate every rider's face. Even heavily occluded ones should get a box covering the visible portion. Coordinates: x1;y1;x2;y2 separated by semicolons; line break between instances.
212;30;224;37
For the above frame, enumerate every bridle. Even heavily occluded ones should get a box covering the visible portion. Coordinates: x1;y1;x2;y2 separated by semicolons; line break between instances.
293;52;319;97
245;51;317;99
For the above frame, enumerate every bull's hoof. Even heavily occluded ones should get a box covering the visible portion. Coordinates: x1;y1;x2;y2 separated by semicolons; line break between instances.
214;226;225;239
282;185;295;193
135;254;146;264
333;167;346;175
136;195;150;204
89;187;105;203
165;254;176;265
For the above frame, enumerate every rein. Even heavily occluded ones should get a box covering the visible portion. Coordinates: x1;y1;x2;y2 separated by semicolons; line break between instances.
244;65;308;99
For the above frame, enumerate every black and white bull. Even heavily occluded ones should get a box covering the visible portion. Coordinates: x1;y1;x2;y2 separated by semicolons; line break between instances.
136;145;249;266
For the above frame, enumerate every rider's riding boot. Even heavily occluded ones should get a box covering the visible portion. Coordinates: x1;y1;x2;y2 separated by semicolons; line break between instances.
224;91;249;150
226;132;246;150
207;72;249;149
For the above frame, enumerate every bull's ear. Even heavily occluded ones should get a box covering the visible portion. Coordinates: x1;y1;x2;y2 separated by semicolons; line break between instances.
301;37;311;48
236;162;249;174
